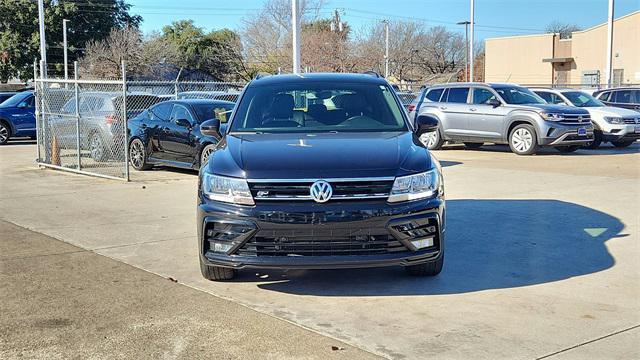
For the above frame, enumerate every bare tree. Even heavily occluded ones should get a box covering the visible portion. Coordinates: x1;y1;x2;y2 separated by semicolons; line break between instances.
80;26;145;79
545;21;582;39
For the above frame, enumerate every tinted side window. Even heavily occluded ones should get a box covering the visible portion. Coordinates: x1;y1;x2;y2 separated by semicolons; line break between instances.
597;91;610;102
171;105;195;124
536;91;553;103
149;103;173;121
446;88;470;103
472;88;497;104
425;88;444;102
632;90;640;103
614;90;631;103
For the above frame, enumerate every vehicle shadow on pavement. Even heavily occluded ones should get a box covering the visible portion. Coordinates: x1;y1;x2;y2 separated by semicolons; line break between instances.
250;199;625;296
442;143;639;155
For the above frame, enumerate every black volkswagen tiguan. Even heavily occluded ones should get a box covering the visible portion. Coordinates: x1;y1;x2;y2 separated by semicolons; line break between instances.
197;73;445;280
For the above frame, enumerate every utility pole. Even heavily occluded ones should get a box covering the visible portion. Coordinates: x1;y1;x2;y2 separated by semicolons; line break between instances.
383;20;389;78
63;19;69;80
291;0;301;74
469;0;475;82
37;0;47;78
605;0;615;87
457;21;471;81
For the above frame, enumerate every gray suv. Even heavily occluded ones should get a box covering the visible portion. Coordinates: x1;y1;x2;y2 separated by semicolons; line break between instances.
417;83;594;155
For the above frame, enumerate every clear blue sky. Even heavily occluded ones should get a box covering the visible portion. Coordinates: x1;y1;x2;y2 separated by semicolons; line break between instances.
128;0;639;40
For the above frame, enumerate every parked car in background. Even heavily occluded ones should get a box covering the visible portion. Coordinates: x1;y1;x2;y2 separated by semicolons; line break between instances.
0;91;36;145
593;87;640;111
197;73;444;281
52;92;161;161
0;91;18;104
418;83;593;155
532;88;640;149
128;99;235;170
177;90;240;103
406;87;428;121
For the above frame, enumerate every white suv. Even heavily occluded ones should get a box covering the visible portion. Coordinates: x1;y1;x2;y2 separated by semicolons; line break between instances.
532;88;640;149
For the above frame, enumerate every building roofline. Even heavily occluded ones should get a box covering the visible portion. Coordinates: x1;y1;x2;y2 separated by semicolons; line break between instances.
485;10;639;42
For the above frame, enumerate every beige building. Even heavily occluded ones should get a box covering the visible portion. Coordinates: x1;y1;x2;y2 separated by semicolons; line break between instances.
485;11;639;86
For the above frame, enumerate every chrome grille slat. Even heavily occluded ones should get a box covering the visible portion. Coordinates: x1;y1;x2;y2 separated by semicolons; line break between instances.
249;178;394;201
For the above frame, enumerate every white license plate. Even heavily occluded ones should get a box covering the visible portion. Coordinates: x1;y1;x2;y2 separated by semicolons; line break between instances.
577;128;587;136
635;126;640;134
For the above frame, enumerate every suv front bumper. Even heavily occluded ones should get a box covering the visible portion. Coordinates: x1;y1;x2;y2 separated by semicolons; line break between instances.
539;122;594;146
198;197;445;270
602;124;640;142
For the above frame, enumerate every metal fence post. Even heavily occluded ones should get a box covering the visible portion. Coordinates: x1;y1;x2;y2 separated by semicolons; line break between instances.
122;61;130;181
174;67;183;100
33;61;41;163
39;60;49;163
74;62;81;170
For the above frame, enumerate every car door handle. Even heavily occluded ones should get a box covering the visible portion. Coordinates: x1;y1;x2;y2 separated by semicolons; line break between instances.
469;108;477;111
140;123;147;129
439;106;447;110
162;127;170;133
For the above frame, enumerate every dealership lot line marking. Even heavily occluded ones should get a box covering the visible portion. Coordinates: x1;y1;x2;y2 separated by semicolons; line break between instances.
535;324;640;359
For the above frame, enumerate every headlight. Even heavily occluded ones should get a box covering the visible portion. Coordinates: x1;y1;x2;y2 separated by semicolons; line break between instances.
539;112;565;121
388;168;440;203
202;173;254;205
603;116;623;124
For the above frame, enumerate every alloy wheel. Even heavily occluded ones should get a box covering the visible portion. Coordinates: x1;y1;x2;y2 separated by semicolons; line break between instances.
201;146;215;165
89;134;104;161
511;128;533;152
130;140;144;169
0;123;8;144
421;131;439;149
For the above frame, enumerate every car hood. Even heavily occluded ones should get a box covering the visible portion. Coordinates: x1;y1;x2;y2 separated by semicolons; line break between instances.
207;131;431;179
585;106;640;117
515;103;590;114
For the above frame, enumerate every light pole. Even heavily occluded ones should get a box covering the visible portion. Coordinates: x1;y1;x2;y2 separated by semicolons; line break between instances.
605;0;614;87
63;19;69;80
37;0;46;78
457;21;471;81
291;0;301;74
469;0;475;82
382;20;389;78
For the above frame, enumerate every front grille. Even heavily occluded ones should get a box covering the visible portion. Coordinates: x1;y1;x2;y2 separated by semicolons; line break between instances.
248;178;394;201
623;117;640;124
559;113;591;125
235;227;408;256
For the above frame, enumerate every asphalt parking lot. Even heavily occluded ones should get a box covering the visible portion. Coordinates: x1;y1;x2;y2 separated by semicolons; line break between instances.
1;141;639;359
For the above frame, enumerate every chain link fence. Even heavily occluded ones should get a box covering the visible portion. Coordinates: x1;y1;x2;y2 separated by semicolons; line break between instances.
35;63;246;180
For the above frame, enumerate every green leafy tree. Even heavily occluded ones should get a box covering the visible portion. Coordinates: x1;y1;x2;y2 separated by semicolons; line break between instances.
0;0;140;82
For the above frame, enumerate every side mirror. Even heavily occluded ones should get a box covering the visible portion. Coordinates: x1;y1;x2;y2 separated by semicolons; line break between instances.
487;98;501;108
175;118;192;128
200;119;221;137
415;115;439;136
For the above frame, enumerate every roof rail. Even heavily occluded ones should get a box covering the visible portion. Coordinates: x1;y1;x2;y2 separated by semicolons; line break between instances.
362;71;382;78
254;72;272;80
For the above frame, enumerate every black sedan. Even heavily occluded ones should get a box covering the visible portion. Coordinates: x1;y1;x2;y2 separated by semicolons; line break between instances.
127;99;234;171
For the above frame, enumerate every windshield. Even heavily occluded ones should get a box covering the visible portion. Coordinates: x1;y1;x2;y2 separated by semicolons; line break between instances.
493;86;546;105
0;92;30;108
562;91;604;107
229;82;407;133
193;102;235;122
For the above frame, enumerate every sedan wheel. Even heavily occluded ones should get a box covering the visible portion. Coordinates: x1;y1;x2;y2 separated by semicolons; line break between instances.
129;139;151;170
89;133;107;162
0;122;9;145
200;144;216;168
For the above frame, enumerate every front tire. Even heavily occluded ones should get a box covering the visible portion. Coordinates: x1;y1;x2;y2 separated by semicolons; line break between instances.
610;139;635;148
0;121;10;145
200;257;236;281
420;129;445;150
556;145;581;153
129;138;152;171
583;130;602;149
405;255;444;277
509;124;539;155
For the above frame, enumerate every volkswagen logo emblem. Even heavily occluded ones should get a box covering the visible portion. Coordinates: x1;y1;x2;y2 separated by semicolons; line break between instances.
310;180;332;203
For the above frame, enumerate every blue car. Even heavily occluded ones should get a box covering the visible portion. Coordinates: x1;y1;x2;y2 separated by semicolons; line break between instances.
0;91;36;145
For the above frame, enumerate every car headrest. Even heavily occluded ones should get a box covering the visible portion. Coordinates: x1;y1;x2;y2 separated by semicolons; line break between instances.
270;94;294;118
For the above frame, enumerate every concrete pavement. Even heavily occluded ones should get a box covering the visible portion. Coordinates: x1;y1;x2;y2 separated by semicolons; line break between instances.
1;141;639;359
0;219;378;359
